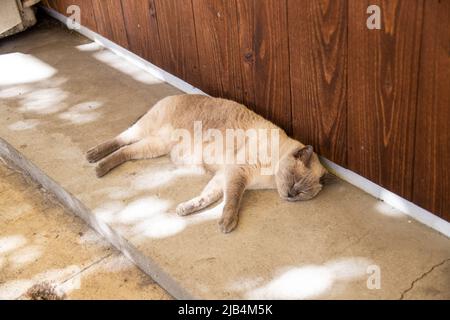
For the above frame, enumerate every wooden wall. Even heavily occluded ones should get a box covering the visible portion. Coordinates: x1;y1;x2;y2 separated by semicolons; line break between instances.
44;0;450;222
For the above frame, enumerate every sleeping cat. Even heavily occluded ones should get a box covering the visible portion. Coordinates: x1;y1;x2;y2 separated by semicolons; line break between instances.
86;94;329;233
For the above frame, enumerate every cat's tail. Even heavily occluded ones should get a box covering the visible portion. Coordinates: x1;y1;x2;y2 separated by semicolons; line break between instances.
86;124;143;163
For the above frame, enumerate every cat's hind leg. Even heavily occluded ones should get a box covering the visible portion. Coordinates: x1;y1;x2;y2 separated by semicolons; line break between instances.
176;172;224;216
86;125;144;163
95;136;170;177
218;167;250;233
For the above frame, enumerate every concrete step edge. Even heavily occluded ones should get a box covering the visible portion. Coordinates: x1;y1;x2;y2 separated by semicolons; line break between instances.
0;137;193;299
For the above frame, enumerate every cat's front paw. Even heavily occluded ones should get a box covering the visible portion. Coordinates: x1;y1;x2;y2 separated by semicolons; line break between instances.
218;214;238;233
176;202;192;216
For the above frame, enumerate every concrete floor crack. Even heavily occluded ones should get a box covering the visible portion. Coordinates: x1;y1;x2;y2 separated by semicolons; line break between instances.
58;252;114;287
13;253;114;300
399;258;450;300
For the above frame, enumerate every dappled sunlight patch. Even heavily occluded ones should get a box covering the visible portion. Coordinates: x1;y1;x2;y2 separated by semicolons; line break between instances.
18;88;68;114
93;50;162;85
326;258;372;281
89;164;219;239
1;235;45;274
242;257;372;299
8;119;41;131
374;201;405;218
77;229;110;248
0;265;82;299
41;76;68;88
94;254;130;273
58;101;103;124
93;200;125;224
374;190;409;218
94;197;174;225
186;202;223;224
0;279;34;300
132;165;206;191
114;197;171;224
9;245;42;267
69;101;103;113
76;42;103;52
93;196;179;239
0;53;57;86
59;111;99;124
250;267;332;299
37;265;82;285
0;85;31;99
131;212;187;239
92;177;223;239
0;235;27;254
133;201;222;240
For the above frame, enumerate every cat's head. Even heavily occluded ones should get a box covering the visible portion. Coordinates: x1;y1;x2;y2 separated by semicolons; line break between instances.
275;145;329;201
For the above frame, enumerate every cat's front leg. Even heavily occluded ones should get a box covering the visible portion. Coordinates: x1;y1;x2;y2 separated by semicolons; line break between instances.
219;167;250;233
176;172;224;216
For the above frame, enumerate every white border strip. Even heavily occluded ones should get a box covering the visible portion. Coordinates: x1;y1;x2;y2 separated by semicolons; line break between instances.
42;6;450;238
41;6;206;95
322;158;450;237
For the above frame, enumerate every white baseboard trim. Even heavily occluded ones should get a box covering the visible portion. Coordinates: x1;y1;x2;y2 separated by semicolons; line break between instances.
41;6;206;96
322;158;450;237
42;6;450;238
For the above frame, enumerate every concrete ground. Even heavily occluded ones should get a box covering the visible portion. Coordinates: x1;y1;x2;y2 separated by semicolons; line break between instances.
0;18;449;299
0;162;171;299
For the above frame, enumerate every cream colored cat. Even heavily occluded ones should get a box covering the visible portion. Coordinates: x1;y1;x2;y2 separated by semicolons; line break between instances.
86;94;329;233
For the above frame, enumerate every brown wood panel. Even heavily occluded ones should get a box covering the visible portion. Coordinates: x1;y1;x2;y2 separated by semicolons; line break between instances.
91;0;129;48
288;0;348;165
72;0;98;31
347;0;424;198
192;0;243;101
120;0;162;67
413;0;450;220
153;0;201;88
43;0;59;11
236;0;291;134
44;0;65;15
46;0;97;31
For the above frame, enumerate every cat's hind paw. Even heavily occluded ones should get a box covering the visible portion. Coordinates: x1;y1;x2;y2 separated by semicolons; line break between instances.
218;214;238;233
95;161;111;178
86;147;104;163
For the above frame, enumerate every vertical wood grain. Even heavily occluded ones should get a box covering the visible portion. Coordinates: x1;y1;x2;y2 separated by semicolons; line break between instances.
153;0;201;88
192;0;243;101
68;0;97;31
48;0;97;31
236;0;292;134
91;0;129;49
348;0;424;198
44;0;60;12
288;0;348;165
413;0;450;220
45;0;68;16
120;0;162;67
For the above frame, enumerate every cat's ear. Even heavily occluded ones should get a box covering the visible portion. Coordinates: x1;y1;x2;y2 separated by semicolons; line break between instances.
292;145;314;167
320;172;337;185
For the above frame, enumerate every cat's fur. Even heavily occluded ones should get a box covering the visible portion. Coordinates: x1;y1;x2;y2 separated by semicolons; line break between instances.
86;94;329;233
